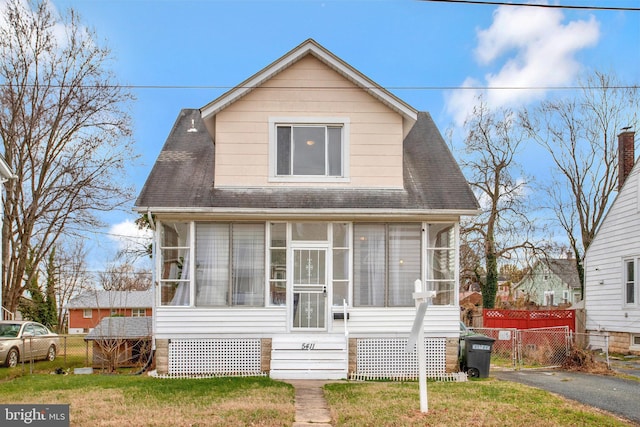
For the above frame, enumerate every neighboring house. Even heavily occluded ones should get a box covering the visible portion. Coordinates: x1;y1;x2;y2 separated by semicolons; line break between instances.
515;259;581;307
84;316;152;369
66;290;153;334
585;129;640;355
0;155;16;320
135;39;479;379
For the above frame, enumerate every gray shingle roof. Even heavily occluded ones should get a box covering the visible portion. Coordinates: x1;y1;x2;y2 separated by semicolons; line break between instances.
65;290;152;309
135;110;479;212
547;259;581;289
84;316;152;340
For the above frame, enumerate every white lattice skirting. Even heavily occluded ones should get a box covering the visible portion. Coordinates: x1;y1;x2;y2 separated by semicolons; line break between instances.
352;338;447;381
168;339;264;376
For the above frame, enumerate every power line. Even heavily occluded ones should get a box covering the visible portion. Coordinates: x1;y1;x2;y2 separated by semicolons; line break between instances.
1;83;638;91
419;0;640;11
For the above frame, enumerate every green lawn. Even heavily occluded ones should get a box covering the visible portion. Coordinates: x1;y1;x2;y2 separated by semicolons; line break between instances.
0;374;633;426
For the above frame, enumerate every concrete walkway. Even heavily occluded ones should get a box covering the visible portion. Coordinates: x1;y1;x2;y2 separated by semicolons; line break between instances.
286;380;333;427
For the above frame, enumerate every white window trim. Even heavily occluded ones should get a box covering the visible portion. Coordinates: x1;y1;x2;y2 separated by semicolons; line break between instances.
156;221;193;308
131;308;146;317
631;334;640;351
268;117;350;183
623;258;638;308
422;222;458;307
82;309;92;319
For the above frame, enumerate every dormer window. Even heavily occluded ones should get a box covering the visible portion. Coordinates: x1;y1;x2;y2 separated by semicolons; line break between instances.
269;117;350;182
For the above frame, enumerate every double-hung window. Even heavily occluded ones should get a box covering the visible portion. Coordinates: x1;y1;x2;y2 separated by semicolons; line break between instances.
270;118;349;181
624;259;636;306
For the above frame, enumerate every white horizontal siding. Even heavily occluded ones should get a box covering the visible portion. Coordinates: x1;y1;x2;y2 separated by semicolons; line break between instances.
155;308;288;338
155;306;459;339
585;164;640;334
343;306;459;338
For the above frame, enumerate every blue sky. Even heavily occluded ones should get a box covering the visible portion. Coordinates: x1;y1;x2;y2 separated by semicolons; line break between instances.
40;0;640;267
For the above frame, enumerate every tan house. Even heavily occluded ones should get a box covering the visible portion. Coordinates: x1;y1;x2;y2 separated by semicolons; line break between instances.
135;39;479;379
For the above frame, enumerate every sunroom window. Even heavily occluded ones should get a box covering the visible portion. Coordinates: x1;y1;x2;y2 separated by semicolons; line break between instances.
159;222;190;306
353;223;421;307
196;223;265;307
425;223;456;306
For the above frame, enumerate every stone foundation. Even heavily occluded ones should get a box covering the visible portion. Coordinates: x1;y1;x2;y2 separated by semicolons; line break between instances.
606;331;640;356
155;339;169;374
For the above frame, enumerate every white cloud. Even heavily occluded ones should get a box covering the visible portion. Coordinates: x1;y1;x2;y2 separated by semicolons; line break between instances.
446;4;600;127
108;220;152;254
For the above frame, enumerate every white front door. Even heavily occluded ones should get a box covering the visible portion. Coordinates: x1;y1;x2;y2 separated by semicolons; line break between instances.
291;247;328;330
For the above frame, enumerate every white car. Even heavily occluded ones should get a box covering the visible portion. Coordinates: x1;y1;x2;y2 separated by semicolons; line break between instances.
0;321;59;367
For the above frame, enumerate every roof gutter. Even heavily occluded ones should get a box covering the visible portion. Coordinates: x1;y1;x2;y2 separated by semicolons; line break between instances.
135;206;480;218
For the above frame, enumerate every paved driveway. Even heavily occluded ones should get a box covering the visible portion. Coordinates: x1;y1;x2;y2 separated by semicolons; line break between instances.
493;369;640;425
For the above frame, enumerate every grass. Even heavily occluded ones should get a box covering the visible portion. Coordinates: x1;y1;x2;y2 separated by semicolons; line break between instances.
0;374;634;426
324;379;634;426
0;375;295;426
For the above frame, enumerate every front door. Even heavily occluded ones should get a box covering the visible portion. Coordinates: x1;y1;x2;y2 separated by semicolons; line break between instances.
291;247;328;330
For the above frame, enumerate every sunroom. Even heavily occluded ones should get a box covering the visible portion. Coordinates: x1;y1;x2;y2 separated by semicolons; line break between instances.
157;220;458;324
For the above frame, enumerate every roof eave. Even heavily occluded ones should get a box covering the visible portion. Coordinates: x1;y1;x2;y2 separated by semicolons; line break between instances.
200;39;417;122
134;206;480;218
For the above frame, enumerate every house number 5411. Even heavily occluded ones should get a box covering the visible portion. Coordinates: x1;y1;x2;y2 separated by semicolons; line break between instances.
301;343;315;350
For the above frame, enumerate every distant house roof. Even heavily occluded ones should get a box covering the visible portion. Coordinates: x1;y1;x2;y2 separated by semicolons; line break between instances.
134;109;479;213
65;290;152;310
545;259;580;289
515;258;580;290
84;317;152;341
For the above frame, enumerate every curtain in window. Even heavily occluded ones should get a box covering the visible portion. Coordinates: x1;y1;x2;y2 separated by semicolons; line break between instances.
388;224;421;306
353;224;385;306
232;224;265;306
170;233;191;306
196;224;229;306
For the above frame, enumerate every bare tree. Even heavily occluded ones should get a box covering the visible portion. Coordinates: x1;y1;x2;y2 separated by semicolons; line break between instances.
0;0;135;313
459;99;540;308
99;262;151;291
523;71;639;297
54;239;93;332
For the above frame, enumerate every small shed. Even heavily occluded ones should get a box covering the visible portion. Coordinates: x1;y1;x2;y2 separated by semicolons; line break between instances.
84;317;152;370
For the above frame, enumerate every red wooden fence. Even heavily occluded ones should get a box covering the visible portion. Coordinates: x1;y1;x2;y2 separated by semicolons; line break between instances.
483;309;575;332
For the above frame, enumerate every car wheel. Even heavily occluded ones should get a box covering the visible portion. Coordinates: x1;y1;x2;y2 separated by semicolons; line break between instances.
5;348;19;368
467;367;480;378
46;345;56;362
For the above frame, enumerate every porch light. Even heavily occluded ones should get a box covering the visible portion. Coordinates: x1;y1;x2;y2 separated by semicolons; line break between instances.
306;140;315;146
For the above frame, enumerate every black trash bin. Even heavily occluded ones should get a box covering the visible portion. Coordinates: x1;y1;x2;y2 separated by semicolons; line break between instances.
463;334;495;378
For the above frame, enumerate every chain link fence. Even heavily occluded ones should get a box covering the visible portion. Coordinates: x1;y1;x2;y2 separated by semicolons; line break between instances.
3;335;93;375
469;326;574;369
